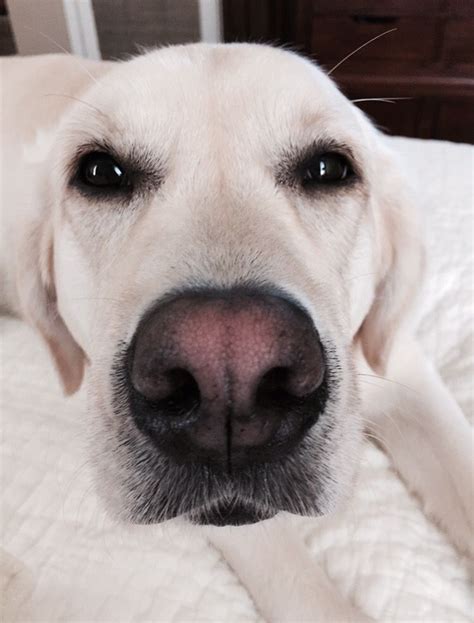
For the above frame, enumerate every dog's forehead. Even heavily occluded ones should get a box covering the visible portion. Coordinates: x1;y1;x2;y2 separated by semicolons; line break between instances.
83;44;360;155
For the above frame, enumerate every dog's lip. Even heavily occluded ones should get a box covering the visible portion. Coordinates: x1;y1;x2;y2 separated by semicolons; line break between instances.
190;501;276;526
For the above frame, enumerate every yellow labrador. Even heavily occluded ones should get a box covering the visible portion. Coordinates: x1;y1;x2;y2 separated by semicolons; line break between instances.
1;45;472;621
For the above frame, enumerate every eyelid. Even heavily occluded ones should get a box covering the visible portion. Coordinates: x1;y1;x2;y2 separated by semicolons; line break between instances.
66;142;120;186
66;142;165;198
300;153;353;186
68;151;131;202
298;149;355;172
82;153;128;187
276;141;360;187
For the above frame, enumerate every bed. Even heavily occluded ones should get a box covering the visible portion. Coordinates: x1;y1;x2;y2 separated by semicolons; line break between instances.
1;135;472;622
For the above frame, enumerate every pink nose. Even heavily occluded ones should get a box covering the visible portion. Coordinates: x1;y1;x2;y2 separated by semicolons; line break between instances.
128;288;326;468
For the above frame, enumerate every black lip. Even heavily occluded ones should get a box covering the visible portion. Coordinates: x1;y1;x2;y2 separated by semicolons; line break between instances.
191;502;276;526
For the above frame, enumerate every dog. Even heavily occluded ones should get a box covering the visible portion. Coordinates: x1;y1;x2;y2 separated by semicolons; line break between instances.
1;44;472;621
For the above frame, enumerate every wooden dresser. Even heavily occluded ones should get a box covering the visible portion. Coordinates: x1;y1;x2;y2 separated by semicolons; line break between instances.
223;0;474;143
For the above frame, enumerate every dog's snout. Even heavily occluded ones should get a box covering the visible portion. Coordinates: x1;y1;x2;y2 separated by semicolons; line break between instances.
127;288;327;467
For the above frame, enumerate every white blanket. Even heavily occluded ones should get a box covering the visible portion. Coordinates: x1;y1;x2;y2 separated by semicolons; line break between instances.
1;136;472;622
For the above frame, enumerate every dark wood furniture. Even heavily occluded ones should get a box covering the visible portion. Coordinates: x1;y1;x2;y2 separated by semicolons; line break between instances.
0;0;15;56
223;0;474;143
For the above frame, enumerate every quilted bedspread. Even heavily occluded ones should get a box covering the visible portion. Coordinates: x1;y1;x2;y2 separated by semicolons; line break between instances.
1;136;473;622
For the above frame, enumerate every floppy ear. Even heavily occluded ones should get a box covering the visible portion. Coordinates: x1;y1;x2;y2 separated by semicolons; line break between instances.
357;145;425;373
16;214;86;395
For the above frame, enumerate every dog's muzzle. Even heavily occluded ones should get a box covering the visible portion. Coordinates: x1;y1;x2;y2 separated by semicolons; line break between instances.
124;287;327;478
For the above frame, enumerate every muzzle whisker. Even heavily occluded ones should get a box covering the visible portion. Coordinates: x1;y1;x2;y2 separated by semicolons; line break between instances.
69;296;127;304
357;372;419;394
344;272;378;282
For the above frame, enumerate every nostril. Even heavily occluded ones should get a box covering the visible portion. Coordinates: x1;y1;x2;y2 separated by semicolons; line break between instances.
284;363;325;398
162;368;200;412
256;366;298;408
256;356;325;409
133;366;200;416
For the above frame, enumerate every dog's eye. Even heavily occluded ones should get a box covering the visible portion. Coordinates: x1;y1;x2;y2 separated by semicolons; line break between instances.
77;152;129;191
301;153;353;187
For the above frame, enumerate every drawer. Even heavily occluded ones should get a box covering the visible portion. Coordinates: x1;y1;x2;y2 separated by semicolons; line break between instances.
311;16;439;68
0;15;15;55
446;0;474;16
312;1;443;16
443;18;474;72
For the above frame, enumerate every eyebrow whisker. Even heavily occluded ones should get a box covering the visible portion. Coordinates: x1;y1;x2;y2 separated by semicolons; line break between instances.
328;28;398;76
351;97;412;104
42;93;111;121
23;25;100;85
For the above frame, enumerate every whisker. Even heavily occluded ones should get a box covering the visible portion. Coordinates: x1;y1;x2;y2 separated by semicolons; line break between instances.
358;378;386;391
364;430;386;447
328;28;398;75
376;413;411;447
344;272;377;282
361;401;429;433
42;93;110;120
351;97;412;104
23;25;99;85
69;296;127;304
365;414;410;448
357;372;419;394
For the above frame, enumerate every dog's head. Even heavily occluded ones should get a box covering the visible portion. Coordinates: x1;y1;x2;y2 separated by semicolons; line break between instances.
17;44;422;526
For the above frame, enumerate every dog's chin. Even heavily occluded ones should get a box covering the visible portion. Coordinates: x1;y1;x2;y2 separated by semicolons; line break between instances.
189;502;277;526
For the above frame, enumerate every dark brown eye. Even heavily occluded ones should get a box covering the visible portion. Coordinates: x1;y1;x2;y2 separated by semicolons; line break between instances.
301;152;353;187
77;151;129;192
